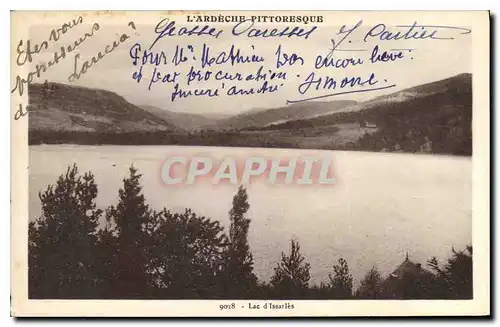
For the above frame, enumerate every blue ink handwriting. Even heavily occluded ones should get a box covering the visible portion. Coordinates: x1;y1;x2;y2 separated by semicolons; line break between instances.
201;44;265;69
150;18;224;50
364;22;471;42
232;19;317;39
275;45;304;68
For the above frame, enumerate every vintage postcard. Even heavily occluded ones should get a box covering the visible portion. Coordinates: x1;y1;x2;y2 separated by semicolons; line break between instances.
11;11;490;317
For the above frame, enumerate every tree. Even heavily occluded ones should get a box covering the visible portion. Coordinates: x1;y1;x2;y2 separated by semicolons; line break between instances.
329;258;353;298
105;166;153;298
427;245;473;299
270;239;311;298
148;208;229;298
445;246;473;299
28;164;102;298
308;282;333;299
223;186;257;297
93;226;118;297
356;266;382;299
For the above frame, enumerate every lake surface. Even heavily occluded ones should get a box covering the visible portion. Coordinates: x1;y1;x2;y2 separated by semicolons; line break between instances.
29;145;472;286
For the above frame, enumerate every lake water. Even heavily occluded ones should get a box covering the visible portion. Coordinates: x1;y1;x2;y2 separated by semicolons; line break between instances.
29;145;472;286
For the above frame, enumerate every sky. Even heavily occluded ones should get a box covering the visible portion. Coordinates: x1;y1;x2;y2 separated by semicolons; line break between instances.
19;15;472;115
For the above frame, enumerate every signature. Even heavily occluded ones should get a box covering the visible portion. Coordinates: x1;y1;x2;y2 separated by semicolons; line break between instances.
328;20;471;55
364;22;472;42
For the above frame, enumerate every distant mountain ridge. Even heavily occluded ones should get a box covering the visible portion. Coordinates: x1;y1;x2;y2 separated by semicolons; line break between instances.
217;100;358;130
264;73;472;129
254;73;472;155
140;105;225;131
28;74;472;156
354;73;472;111
28;83;176;132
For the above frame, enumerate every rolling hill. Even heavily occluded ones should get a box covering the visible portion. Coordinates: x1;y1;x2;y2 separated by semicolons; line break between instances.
28;74;473;155
140;105;225;131
216;100;358;130
28;83;176;132
252;73;472;155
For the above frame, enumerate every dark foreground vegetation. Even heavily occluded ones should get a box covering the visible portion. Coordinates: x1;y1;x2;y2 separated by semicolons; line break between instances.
29;165;473;299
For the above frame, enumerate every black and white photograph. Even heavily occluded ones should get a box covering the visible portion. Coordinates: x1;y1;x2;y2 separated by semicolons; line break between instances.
10;10;490;317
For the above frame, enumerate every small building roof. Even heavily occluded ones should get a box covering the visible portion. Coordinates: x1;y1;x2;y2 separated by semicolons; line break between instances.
380;253;435;299
388;256;428;280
